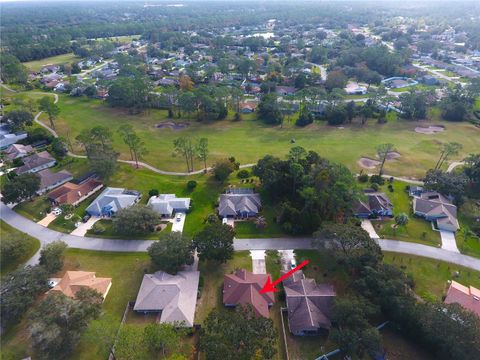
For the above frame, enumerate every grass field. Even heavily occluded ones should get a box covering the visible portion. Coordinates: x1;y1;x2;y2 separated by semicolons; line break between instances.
39;94;479;178
0;249;151;360
383;252;480;302
22;53;80;72
0;221;40;276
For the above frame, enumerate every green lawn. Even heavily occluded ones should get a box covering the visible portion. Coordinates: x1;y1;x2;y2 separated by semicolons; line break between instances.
384;252;480;302
0;249;151;360
456;199;480;258
0;221;40;276
22;53;81;72
85;218;172;239
36;93;479;178
234;205;285;238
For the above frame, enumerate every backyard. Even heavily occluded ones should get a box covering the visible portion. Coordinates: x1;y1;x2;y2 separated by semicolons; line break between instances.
22;53;81;72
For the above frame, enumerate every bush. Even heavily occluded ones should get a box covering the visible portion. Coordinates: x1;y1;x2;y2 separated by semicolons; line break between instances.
91;223;105;234
388;184;394;192
358;173;369;183
148;189;159;197
370;174;385;185
371;183;379;191
237;169;250;179
187;180;197;190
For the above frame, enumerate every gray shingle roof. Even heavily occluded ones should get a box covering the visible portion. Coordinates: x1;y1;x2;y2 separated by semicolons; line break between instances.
86;187;140;216
218;193;261;217
148;194;191;216
133;271;200;327
15;151;55;174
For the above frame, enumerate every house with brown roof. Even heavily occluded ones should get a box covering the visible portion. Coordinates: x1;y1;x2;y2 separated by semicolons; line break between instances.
15;151;56;175
413;191;459;232
444;281;480;317
37;169;73;195
49;271;112;301
223;269;275;318
283;270;336;336
47;178;103;206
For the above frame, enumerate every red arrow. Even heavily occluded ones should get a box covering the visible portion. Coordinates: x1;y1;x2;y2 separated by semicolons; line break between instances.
259;260;309;294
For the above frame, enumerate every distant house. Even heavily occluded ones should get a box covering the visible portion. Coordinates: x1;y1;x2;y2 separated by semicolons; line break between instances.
276;86;296;96
354;192;393;218
86;187;141;217
3;144;33;160
133;271;200;327
37;169;73;195
147;194;191;217
444;281;480;317
0;130;28;150
420;75;439;86
413;191;459;231
223;269;275;318
47;178;103;206
218;189;261;218
283;270;336;336
345;81;367;95
15;151;56;175
49;271;112;301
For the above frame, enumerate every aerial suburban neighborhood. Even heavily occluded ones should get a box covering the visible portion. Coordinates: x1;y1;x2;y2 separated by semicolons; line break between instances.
0;1;479;360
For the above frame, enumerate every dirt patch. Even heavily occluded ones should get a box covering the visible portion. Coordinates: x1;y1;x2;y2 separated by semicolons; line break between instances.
385;151;401;160
358;157;381;169
155;121;189;131
414;125;445;134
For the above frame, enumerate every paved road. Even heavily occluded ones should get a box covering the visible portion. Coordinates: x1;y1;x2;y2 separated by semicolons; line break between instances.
1;203;479;270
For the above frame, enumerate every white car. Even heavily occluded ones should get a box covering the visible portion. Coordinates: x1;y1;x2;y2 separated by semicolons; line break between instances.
290;259;297;269
175;213;182;222
52;208;62;216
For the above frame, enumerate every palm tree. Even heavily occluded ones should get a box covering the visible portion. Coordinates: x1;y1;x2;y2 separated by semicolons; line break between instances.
394;213;409;235
255;216;267;229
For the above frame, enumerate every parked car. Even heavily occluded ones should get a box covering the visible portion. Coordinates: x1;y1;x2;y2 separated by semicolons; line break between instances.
290;259;297;269
82;214;91;223
176;213;182;222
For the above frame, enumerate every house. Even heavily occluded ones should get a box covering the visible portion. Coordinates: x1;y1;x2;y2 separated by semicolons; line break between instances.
420;75;439;86
47;178;103;206
0;129;28;150
86;187;141;217
408;185;424;197
133;271;200;327
413;191;459;231
3;144;33;160
354;192;393;218
15;151;56;175
147;194;191;217
49;271;112;301
283;270;336;336
444;281;480;317
218;189;261;218
276;86;296;96
223;269;275;318
37;169;73;194
345;81;367;95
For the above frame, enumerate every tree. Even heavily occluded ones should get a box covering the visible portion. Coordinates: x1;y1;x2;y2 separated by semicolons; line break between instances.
29;292;101;360
325;70;347;91
1;173;41;204
51;137;68;158
376;143;395;175
112;206;161;235
398;90;427;120
464;153;480;185
108;75;152;113
255;216;267;229
212;159;235;182
424;169;468;205
143;322;188;356
38;96;60;130
257;93;283;125
114;324;148;360
200;306;277;360
1;266;48;328
196;137;209;170
39;241;67;274
434;142;463;170
173;137;195;172
194;222;235;263
117;124;148;168
148;232;194;274
179;75;194;91
5;109;33;131
0;54;28;84
0;232;32;267
295;106;314;127
395;213;409;227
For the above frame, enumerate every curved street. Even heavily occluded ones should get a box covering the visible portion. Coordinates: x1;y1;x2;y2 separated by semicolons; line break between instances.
1;202;479;270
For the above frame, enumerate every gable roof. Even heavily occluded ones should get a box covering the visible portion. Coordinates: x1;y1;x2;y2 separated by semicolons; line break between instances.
37;169;73;192
49;271;112;299
15;151;55;174
148;194;191;216
223;269;274;317
133;271;200;327
444;281;480;317
218;193;261;217
47;179;103;205
284;270;336;333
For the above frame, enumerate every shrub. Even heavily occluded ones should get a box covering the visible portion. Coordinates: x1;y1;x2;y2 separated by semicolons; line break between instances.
370;174;385;185
358;173;369;183
148;189;159;197
237;169;250;179
91;223;105;234
187;180;197;190
371;183;379;191
388;184;394;192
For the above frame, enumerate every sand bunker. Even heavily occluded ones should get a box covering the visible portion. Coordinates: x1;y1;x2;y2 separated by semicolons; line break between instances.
156;121;189;131
358;157;381;169
385;151;401;160
415;125;445;135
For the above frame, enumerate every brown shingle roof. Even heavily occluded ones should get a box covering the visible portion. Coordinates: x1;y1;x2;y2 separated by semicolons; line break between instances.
15;151;55;174
49;271;112;300
223;269;275;317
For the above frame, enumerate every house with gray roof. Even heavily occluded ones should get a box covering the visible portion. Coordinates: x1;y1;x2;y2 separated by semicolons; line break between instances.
37;169;73;194
218;189;261;218
147;194;190;217
15;151;56;175
354;191;393;218
0;125;28;150
86;187;141;217
283;270;336;336
133;270;200;327
413;191;459;232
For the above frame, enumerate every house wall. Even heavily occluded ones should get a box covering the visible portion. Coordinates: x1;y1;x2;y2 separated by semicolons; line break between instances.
28;160;56;174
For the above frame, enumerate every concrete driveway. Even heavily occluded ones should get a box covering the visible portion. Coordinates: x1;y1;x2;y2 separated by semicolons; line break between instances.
279;250;295;272
171;212;186;233
440;230;460;253
361;220;380;239
37;213;57;227
70;216;101;237
250;250;266;274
